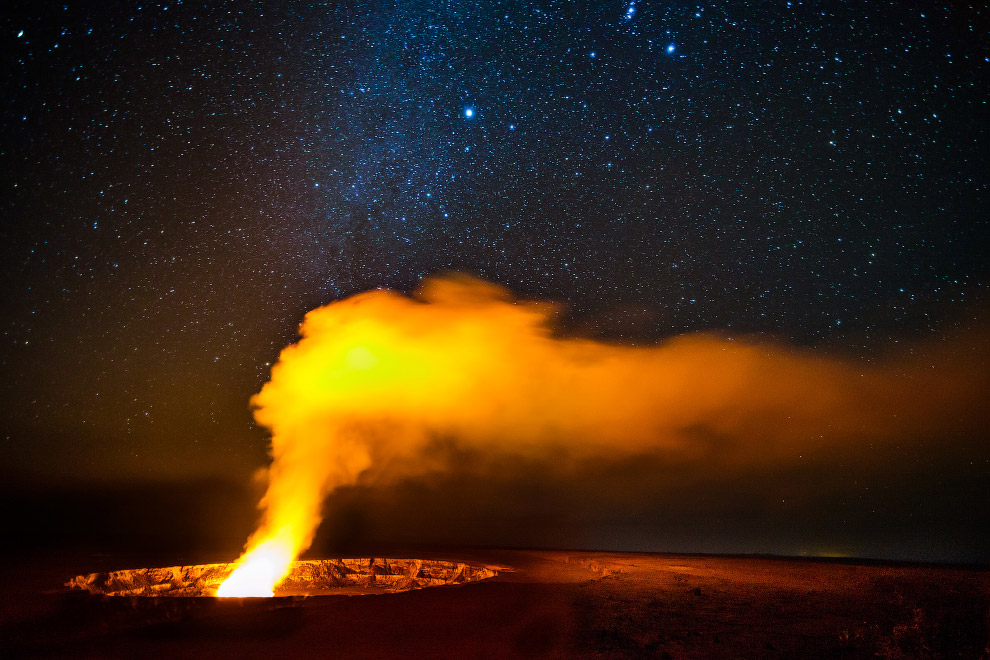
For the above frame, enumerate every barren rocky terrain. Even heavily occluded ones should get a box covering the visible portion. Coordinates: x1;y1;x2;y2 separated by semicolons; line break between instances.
2;549;987;659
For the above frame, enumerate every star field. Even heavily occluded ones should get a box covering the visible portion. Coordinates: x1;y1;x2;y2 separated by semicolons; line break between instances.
1;1;987;480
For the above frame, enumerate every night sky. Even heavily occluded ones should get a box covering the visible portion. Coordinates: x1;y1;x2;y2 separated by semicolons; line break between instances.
2;2;988;561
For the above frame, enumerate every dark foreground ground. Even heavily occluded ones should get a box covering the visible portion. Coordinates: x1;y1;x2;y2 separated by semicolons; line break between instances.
1;548;987;659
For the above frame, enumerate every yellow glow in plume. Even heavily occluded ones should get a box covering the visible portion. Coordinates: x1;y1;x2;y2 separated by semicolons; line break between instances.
217;275;988;597
345;346;378;370
216;532;294;597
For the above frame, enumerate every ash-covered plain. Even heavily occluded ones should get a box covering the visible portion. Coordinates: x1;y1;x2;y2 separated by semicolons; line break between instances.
2;549;986;659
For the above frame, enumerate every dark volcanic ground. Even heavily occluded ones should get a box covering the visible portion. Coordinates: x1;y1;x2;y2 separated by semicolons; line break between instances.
1;548;987;659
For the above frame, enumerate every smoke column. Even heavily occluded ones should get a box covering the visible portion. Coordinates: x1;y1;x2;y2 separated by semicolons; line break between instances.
217;275;987;596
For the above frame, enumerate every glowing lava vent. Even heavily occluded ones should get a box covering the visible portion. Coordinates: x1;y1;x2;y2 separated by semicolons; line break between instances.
67;558;504;598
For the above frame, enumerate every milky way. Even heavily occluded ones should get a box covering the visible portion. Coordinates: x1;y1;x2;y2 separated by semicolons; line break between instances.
2;2;987;486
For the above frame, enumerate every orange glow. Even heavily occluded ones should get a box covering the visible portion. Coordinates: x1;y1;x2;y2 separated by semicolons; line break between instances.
216;533;293;597
217;275;988;597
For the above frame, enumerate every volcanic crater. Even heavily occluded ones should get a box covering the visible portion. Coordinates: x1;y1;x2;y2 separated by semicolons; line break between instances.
67;558;505;598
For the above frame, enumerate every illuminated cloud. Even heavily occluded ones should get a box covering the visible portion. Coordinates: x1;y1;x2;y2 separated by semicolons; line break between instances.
220;275;988;592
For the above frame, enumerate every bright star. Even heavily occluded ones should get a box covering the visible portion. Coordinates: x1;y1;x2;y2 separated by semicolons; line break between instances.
666;44;676;54
464;107;474;119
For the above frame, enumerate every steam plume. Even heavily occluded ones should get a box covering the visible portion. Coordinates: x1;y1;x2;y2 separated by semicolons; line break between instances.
218;275;987;595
